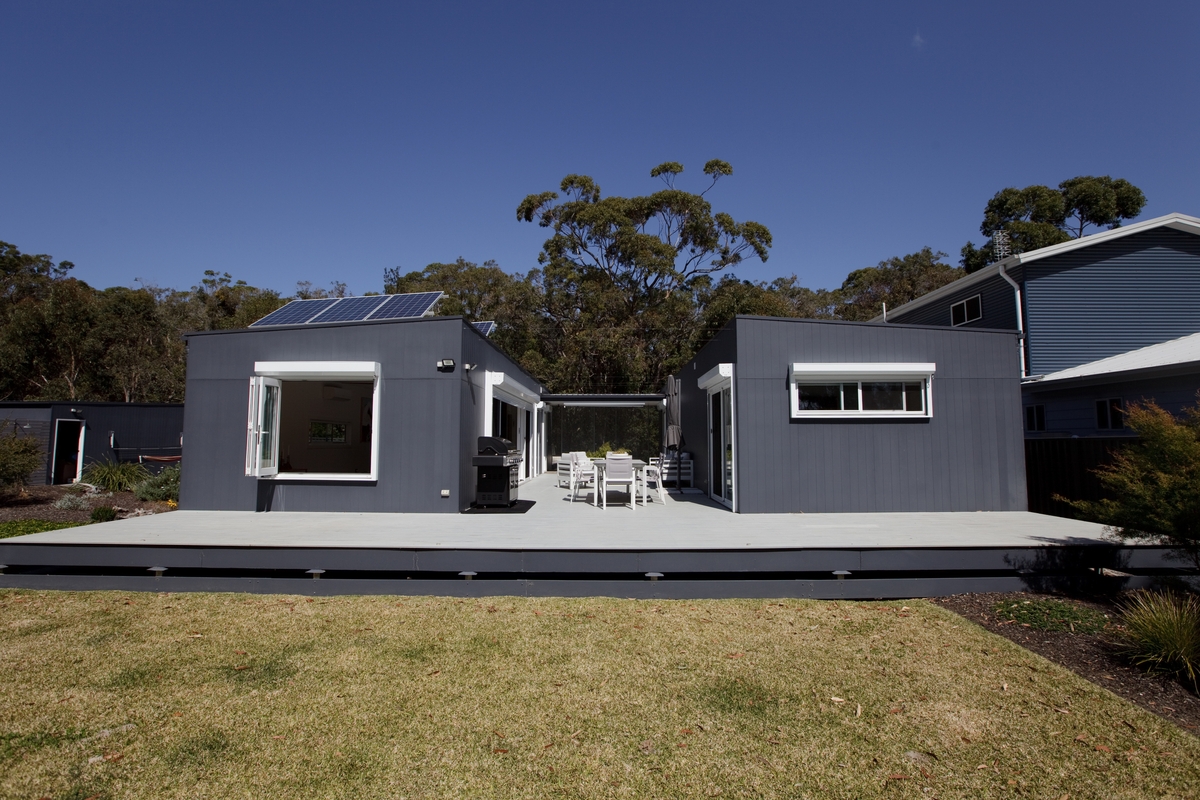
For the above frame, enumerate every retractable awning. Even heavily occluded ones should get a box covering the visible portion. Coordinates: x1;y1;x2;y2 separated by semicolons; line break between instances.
540;394;665;408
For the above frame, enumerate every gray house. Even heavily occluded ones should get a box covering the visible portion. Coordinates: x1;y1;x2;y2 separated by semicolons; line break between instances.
677;316;1027;513
180;311;545;513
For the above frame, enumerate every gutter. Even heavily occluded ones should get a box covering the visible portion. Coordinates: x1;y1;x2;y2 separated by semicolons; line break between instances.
997;263;1026;377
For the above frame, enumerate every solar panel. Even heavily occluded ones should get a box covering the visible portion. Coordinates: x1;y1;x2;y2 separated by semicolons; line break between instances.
307;295;389;324
472;320;496;336
250;298;341;327
366;291;444;320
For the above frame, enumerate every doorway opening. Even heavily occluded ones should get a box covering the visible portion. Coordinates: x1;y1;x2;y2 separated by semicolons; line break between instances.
52;419;84;484
708;384;734;509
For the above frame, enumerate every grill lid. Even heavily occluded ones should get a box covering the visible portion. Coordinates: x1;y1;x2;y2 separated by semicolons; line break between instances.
477;436;515;455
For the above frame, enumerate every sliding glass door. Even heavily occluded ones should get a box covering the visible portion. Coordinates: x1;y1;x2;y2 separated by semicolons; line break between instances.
708;384;734;508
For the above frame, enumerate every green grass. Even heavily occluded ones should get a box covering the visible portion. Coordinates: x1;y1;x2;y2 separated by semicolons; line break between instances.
1;592;1198;799
992;597;1110;633
0;520;84;540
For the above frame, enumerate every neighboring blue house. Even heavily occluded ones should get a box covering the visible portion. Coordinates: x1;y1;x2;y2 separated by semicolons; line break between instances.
883;212;1200;514
881;212;1200;378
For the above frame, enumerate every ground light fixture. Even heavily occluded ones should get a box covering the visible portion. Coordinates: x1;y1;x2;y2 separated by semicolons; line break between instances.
459;571;477;581
645;572;664;581
833;570;851;581
0;565;6;575
306;569;325;580
148;566;167;578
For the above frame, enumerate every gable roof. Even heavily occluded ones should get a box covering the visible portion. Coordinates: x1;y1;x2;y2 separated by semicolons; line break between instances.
876;212;1200;322
1026;330;1200;386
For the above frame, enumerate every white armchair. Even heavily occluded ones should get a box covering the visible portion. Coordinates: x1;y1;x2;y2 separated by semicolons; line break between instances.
556;453;572;488
569;452;595;504
600;453;636;510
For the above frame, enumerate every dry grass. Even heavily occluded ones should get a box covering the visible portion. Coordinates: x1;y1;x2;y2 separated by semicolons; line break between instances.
2;592;1199;799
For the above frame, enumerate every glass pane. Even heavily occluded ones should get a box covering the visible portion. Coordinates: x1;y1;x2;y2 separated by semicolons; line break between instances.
259;383;279;468
903;382;924;412
842;383;859;410
711;393;722;499
951;303;966;326
796;383;842;411
1096;400;1110;429
965;296;981;321
722;387;733;505
862;382;904;411
1109;398;1124;429
308;421;347;443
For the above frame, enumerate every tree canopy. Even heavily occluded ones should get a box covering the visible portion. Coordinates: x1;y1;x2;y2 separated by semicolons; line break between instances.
960;176;1147;272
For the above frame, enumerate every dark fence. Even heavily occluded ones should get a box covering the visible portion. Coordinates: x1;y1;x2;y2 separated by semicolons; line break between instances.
1025;437;1132;518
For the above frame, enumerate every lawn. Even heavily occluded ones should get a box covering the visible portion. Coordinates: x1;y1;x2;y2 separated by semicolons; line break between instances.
1;592;1198;799
0;520;84;540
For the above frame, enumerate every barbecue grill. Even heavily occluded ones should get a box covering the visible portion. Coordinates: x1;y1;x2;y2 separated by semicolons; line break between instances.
472;436;522;506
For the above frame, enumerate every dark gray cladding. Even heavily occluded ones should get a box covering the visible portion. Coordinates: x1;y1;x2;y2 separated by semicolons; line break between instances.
680;316;1027;513
180;316;538;513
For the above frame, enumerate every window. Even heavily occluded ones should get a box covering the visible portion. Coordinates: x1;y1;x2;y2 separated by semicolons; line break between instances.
1026;404;1045;432
246;362;380;480
1096;398;1124;430
789;363;935;419
950;295;982;327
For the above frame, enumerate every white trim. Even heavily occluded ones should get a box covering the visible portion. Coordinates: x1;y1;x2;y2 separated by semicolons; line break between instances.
487;371;540;406
247;362;381;481
789;364;935;420
254;361;379;380
697;363;734;390
789;363;935;380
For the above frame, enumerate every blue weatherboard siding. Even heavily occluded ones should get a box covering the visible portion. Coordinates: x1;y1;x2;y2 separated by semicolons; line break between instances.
1024;229;1200;375
887;268;1021;333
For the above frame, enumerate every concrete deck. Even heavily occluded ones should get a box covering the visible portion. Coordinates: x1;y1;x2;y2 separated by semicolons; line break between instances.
9;473;1114;551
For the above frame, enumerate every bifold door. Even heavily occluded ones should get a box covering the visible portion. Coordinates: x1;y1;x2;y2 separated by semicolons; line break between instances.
245;376;282;477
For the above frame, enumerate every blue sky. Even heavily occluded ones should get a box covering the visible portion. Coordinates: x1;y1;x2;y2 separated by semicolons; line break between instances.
3;1;1198;296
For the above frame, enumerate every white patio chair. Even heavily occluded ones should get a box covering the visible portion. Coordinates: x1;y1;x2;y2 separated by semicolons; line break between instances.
556;453;573;488
569;452;595;504
601;453;635;510
643;457;667;505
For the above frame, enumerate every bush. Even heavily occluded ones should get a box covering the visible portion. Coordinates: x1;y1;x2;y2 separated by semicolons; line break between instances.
586;442;630;458
52;494;89;511
81;459;149;492
0;426;43;489
992;598;1109;633
1119;589;1200;693
1066;399;1200;569
134;465;180;503
90;505;118;523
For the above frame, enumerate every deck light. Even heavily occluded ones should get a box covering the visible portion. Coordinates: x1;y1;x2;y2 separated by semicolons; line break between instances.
645;572;663;581
149;566;167;578
0;565;6;575
832;570;851;581
459;571;476;581
306;569;325;580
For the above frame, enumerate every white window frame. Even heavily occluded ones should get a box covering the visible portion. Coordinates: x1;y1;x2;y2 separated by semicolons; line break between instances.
697;363;737;512
247;361;381;481
950;294;982;327
789;363;935;419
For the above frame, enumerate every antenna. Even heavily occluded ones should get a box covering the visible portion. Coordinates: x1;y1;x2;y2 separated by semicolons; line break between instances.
992;229;1011;261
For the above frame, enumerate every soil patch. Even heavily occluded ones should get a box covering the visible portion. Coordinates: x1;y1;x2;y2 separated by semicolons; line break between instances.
0;484;172;524
937;591;1200;734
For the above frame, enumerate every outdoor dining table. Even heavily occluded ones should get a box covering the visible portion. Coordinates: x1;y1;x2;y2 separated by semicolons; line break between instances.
590;459;651;508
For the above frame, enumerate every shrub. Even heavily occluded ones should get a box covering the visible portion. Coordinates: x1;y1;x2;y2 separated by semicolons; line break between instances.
1066;399;1200;569
586;442;629;458
1119;589;1200;693
81;459;149;492
134;465;180;503
90;505;118;523
52;494;89;511
0;426;43;489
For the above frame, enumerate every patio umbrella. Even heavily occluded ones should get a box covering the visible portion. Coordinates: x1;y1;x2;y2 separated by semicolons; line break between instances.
664;375;683;490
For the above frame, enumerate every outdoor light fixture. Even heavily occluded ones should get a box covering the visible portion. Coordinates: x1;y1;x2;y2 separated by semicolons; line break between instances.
306;569;325;580
0;565;7;575
436;359;456;371
149;566;167;578
459;571;476;581
832;570;851;581
645;572;664;581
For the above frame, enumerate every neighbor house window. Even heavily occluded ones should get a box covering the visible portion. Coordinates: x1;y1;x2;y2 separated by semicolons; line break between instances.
1096;398;1123;430
789;363;935;419
246;361;380;480
950;295;982;326
1026;405;1046;432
